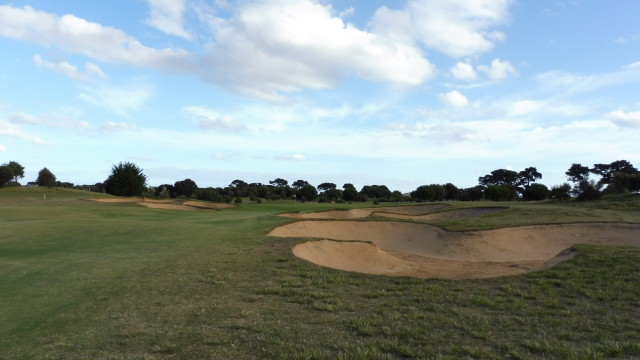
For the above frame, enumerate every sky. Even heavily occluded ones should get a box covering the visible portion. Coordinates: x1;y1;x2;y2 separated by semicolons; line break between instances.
1;0;639;192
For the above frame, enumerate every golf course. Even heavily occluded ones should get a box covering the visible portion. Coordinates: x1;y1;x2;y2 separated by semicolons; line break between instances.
1;186;640;359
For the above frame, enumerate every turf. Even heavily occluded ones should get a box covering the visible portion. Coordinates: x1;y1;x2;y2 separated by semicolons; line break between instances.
1;187;639;359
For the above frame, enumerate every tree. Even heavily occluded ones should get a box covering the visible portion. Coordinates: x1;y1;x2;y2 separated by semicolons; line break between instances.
0;166;14;187
104;162;147;197
484;185;512;201
518;167;542;187
174;178;198;198
317;182;337;192
292;180;310;189
3;161;24;183
37;168;56;187
549;184;571;200
269;178;288;187
565;163;590;183
478;169;519;187
411;185;435;202
342;184;359;202
522;183;549;201
443;183;459;201
591;160;639;192
296;184;318;202
360;185;391;200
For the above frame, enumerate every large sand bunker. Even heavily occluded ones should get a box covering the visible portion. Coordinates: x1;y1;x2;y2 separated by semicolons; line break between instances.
268;221;640;279
280;204;505;221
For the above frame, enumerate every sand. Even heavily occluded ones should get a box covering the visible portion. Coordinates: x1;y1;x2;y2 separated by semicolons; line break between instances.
88;198;234;211
269;220;640;279
280;204;451;220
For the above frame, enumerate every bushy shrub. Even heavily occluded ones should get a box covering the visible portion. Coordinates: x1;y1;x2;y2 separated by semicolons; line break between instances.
522;183;549;201
549;184;571;200
104;162;147;197
484;185;512;201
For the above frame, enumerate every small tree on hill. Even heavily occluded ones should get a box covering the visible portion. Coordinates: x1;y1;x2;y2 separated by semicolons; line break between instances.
104;162;147;197
3;161;25;183
37;168;56;187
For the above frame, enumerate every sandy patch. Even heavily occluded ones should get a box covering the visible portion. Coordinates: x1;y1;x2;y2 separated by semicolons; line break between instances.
88;197;233;211
183;201;236;209
280;204;450;220
269;221;640;279
136;202;201;211
375;207;507;221
87;197;144;203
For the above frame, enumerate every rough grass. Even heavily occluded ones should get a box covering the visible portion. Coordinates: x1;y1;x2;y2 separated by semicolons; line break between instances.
1;187;639;359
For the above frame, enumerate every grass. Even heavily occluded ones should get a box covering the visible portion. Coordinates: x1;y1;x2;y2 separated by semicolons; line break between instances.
1;187;639;359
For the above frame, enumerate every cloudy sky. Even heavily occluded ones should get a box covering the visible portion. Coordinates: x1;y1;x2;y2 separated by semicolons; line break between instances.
1;0;639;191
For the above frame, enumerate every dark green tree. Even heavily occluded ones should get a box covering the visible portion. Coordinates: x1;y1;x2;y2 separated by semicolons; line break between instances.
549;184;571;200
565;163;590;183
522;183;549;201
443;183;459;201
3;161;24;183
174;178;198;198
37;167;56;187
517;167;542;187
269;178;288;187
104;162;147;197
296;184;318;202
0;166;14;187
484;185;512;201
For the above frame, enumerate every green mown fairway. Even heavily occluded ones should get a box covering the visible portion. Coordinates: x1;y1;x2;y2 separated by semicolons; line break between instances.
1;187;640;359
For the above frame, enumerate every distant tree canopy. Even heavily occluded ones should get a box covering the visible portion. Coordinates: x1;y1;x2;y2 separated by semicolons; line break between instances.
4;161;25;183
269;178;288;187
37;168;56;187
174;178;197;198
104;162;147;197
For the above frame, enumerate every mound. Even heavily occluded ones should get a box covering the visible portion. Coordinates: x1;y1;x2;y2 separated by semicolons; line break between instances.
269;221;640;279
183;201;235;209
88;197;143;203
136;202;201;211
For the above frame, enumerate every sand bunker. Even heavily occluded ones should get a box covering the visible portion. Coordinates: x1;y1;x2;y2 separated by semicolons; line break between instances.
280;204;451;220
88;198;234;211
375;207;507;221
268;221;640;279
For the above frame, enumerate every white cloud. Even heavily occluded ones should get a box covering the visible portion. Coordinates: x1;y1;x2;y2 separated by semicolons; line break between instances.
537;63;640;96
370;0;513;58
144;0;192;40
99;121;139;134
508;100;541;117
0;5;191;72
34;54;106;81
79;85;152;116
184;106;248;132
439;90;469;108
606;110;640;128
450;62;478;81
478;58;517;80
0;144;6;152
0;119;49;144
200;0;435;101
277;154;307;162
9;112;91;129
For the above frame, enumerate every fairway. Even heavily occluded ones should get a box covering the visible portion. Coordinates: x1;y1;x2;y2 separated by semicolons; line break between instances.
1;187;640;359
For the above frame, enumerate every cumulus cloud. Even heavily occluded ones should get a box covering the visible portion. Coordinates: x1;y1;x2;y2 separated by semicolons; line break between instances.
508;100;540;116
99;121;139;134
606;110;640;128
370;0;513;58
439;90;469;108
184;106;248;132
34;54;105;81
9;112;91;129
200;0;435;101
478;58;517;80
450;62;478;81
144;0;192;40
0;5;191;72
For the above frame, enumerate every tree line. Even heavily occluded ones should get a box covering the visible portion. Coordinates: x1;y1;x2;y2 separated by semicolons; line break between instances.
2;160;639;203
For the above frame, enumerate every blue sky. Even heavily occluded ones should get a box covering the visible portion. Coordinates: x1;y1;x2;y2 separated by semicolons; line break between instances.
1;0;639;192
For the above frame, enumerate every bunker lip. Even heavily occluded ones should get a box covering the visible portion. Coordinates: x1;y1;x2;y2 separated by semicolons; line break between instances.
279;204;452;219
87;198;235;211
269;220;640;279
